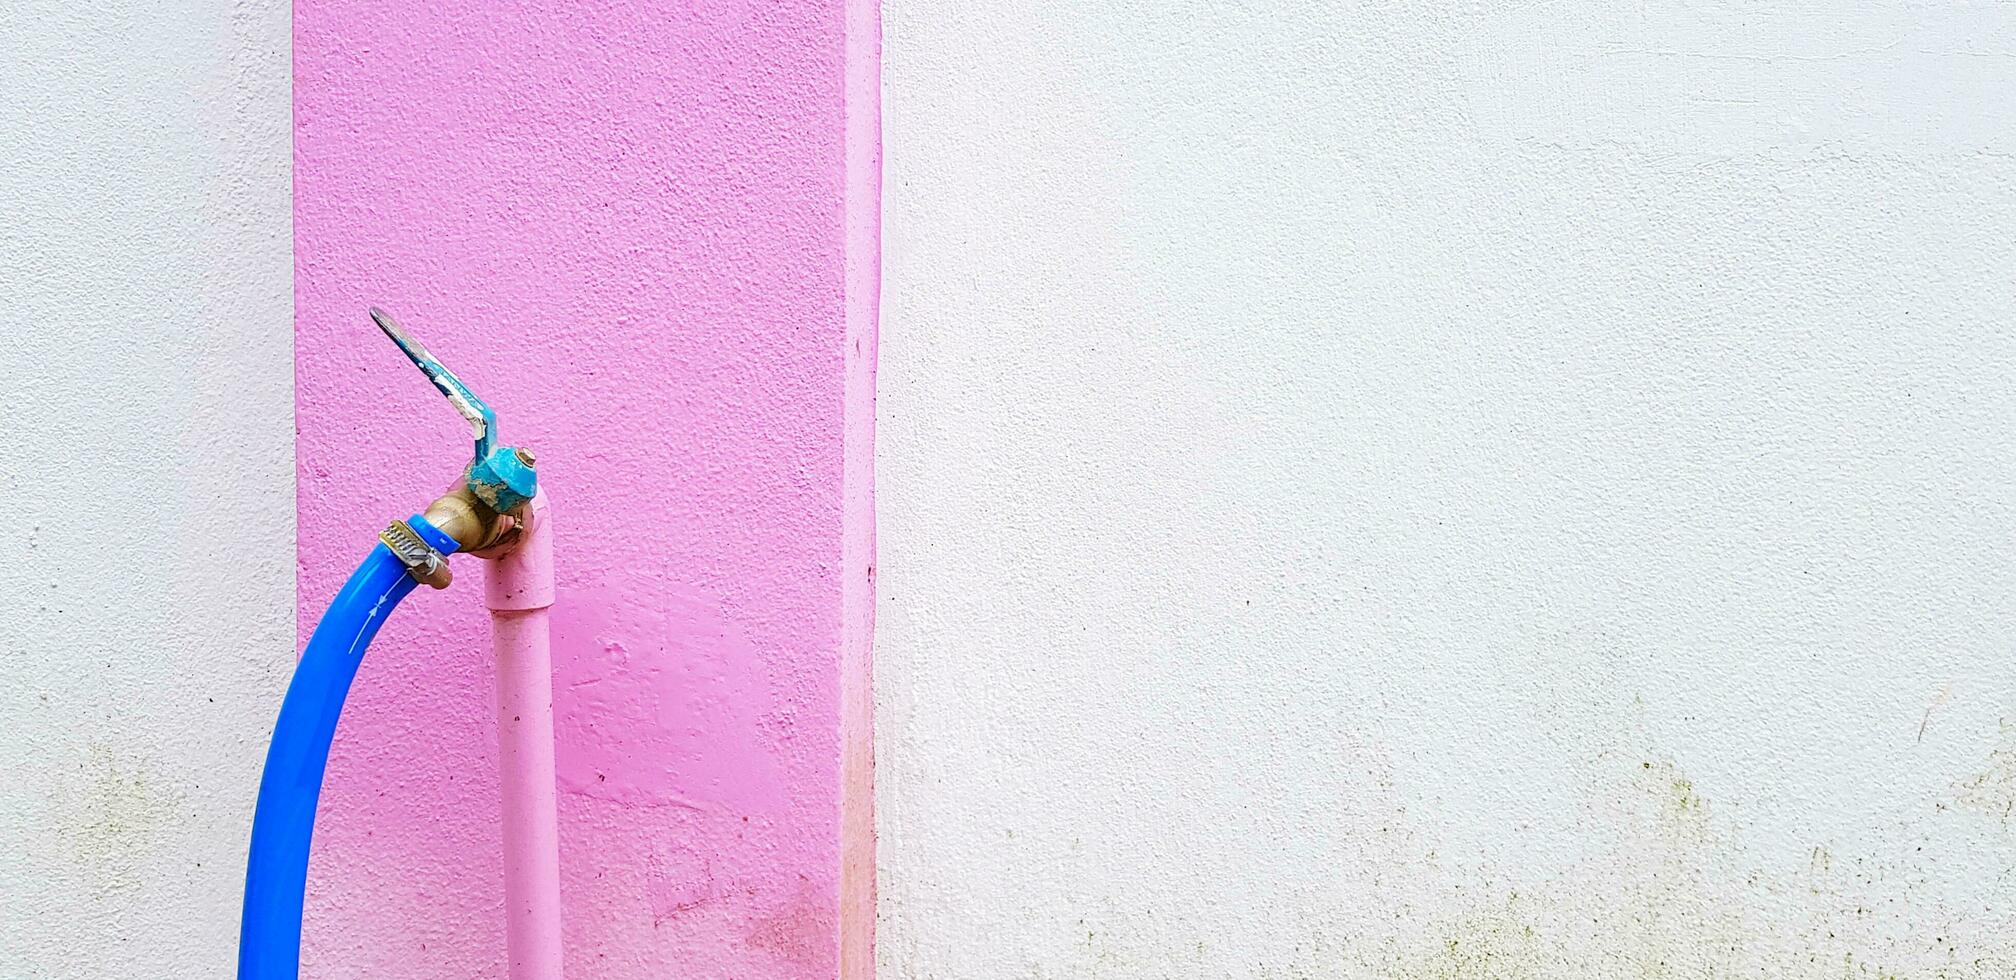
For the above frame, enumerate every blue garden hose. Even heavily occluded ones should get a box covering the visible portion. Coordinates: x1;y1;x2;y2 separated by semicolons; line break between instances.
237;515;459;980
239;307;538;977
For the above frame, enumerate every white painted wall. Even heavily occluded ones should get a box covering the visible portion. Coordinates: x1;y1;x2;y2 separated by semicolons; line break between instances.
878;2;2016;976
0;2;292;975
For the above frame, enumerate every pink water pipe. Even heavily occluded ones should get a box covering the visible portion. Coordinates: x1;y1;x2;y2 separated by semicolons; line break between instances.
488;490;563;979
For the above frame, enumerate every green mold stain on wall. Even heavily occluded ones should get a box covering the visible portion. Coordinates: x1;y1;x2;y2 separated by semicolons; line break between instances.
1326;750;2003;980
1012;705;2016;980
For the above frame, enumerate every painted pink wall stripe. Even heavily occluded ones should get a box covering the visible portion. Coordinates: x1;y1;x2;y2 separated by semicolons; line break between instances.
294;3;876;977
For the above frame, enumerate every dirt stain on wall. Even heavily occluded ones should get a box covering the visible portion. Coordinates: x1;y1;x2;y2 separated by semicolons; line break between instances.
58;741;185;896
1015;716;2016;980
1953;722;2016;823
1320;751;2002;980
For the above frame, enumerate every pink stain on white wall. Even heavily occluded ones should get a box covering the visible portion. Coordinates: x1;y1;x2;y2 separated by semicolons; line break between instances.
294;2;875;977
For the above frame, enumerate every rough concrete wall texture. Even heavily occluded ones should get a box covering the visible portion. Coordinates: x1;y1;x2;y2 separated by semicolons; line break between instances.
295;2;873;978
879;2;2016;978
0;1;293;977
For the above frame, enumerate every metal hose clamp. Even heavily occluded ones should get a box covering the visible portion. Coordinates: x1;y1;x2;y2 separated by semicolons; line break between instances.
380;519;452;589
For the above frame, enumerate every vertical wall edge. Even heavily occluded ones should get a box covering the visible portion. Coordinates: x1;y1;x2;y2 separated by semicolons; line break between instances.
839;0;882;976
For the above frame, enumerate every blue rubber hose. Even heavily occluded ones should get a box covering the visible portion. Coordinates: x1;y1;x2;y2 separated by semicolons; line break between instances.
238;515;459;980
